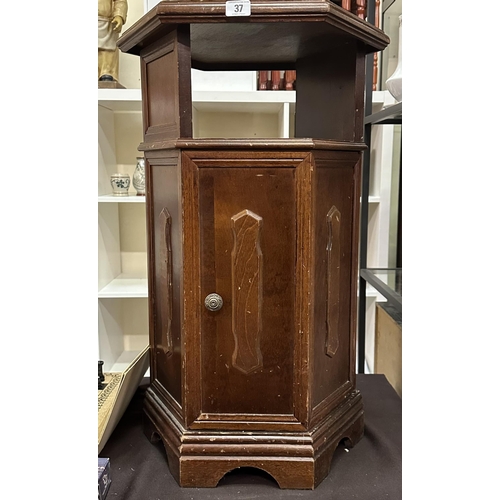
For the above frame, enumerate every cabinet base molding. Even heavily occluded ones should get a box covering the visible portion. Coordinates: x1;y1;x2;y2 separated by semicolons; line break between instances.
143;387;364;489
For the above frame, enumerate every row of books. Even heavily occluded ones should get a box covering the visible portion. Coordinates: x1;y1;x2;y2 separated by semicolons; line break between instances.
257;2;382;92
258;70;296;91
257;63;378;92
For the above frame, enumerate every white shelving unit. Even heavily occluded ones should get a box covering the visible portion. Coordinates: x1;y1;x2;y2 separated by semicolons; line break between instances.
98;0;148;376
98;84;148;373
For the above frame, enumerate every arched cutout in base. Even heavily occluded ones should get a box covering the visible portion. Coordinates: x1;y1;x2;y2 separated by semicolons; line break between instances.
341;432;361;450
216;466;281;488
328;436;354;472
143;418;162;444
150;430;162;444
324;425;366;478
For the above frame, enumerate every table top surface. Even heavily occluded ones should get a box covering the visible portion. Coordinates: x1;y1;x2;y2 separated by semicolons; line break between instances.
99;374;402;499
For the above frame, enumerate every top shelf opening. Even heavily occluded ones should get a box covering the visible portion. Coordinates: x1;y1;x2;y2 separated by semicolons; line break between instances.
118;1;390;64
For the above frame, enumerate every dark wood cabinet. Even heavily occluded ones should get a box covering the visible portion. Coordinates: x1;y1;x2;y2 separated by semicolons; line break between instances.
118;0;389;490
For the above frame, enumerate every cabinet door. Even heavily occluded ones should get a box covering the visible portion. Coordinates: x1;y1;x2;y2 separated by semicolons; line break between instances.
198;166;296;416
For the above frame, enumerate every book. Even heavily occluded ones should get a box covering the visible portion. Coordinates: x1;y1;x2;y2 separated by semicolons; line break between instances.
98;458;111;500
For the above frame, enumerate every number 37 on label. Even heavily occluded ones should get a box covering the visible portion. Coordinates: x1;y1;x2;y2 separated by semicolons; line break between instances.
225;0;251;17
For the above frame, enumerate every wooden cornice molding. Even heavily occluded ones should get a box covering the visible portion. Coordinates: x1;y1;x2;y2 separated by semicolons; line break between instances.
118;0;390;56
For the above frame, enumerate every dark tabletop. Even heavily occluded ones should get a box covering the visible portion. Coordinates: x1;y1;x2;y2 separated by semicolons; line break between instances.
100;374;402;499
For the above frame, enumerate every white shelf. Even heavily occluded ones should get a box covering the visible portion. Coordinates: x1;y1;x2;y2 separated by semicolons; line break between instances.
193;90;296;114
361;195;381;204
193;90;296;103
98;88;142;111
98;88;382;113
98;89;297;114
98;276;148;298
98;194;146;203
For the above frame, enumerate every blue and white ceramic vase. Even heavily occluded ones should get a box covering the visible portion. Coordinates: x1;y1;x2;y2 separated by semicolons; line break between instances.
110;173;130;196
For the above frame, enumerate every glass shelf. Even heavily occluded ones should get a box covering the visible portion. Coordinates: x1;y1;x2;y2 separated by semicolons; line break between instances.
360;268;402;314
364;101;402;125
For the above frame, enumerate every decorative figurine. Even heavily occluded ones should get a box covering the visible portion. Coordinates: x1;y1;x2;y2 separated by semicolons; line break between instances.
98;0;128;87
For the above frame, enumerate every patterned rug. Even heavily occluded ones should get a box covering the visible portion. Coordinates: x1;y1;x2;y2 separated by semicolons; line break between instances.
98;372;123;446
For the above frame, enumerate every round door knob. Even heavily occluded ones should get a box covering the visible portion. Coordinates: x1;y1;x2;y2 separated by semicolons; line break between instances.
205;293;223;312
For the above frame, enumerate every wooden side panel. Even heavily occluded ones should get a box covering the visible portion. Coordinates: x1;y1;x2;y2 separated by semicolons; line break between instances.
295;42;357;141
147;52;177;130
140;26;192;144
148;152;183;408
311;152;359;412
198;165;296;416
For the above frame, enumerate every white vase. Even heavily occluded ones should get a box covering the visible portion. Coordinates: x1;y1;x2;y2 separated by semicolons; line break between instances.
386;15;402;102
133;157;146;196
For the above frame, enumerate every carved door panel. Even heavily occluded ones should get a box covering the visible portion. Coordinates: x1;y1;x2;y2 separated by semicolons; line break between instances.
198;167;296;416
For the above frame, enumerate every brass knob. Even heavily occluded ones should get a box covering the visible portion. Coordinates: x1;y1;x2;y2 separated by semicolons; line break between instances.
205;293;223;312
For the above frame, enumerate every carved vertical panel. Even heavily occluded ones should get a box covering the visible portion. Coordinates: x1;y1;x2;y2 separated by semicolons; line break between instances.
326;206;341;357
231;210;264;374
159;208;173;356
